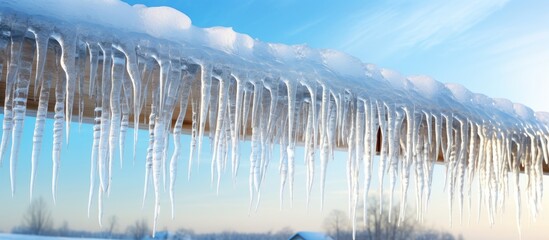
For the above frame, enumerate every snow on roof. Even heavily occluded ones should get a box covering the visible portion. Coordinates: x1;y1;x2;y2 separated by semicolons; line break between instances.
290;231;334;240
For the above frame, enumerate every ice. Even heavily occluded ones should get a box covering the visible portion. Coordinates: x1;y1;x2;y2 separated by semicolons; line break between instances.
29;26;50;98
249;80;263;209
319;86;330;209
399;106;414;223
76;42;86;127
169;73;191;218
376;100;388;214
10;32;35;195
88;104;101;217
211;69;229;193
119;88;130;167
0;2;548;239
196;64;212;173
31;67;52;199
143;111;155;206
52;46;66;203
107;50;125;194
231;73;244;180
284;79;297;206
188;91;199;180
97;43;112;195
304;97;315;207
152;119;166;235
0;27;24;167
363;99;377;225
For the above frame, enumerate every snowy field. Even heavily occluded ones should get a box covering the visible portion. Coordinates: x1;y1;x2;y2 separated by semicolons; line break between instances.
0;233;108;240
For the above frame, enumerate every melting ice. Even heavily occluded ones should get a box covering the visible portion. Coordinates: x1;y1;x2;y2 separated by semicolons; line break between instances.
0;0;548;238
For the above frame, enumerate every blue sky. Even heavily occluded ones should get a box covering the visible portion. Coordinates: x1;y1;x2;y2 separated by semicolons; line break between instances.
120;0;549;112
1;0;549;239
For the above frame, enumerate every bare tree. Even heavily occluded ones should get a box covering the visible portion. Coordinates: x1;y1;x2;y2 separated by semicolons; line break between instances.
126;219;149;240
173;228;194;240
106;215;118;237
275;226;294;239
361;201;417;240
57;220;70;236
20;197;53;235
323;209;350;240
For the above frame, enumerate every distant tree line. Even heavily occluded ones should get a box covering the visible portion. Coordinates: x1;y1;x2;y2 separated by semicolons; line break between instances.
12;197;125;239
12;197;460;240
12;198;294;240
323;198;463;240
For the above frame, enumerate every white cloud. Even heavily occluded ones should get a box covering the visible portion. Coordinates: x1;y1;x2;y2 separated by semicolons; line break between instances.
338;0;509;60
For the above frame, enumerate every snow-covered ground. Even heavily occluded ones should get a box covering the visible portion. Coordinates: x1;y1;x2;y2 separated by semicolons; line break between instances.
0;233;108;240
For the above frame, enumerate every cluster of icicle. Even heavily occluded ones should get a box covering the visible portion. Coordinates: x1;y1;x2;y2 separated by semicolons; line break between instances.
1;8;548;239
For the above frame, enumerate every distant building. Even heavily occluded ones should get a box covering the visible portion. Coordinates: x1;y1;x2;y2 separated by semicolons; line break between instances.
289;231;334;240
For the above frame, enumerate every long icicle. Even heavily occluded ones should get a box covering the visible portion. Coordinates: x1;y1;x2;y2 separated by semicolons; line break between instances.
52;45;66;203
31;70;52;200
10;33;35;196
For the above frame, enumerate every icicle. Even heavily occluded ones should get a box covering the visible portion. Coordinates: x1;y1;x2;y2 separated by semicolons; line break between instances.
143;112;155;206
284;78;297;206
98;184;104;227
211;70;230;193
256;93;271;206
97;43;112;194
52;45;66;203
196;64;212;170
466;120;477;224
87;43;100;97
257;81;274;195
279;120;289;209
87;43;103;216
152;118;166;237
76;42;86;128
302;82;318;209
385;103;399;222
327;93;337;162
241;82;252;139
345;99;356;217
118;56;134;167
208;78;220;154
399;106;414;224
30;71;53;199
423;111;435;218
231;73;244;180
319;86;330;209
10;33;36;195
188;90;199;180
412;110;424;222
119;90;129;167
455;117;469;224
304;99;315;207
421;126;430;222
220;113;231;191
169;73;191;218
29;28;50;98
476;122;486;223
442;113;454;192
155;58;170;192
363;99;376;226
119;44;142;165
55;31;77;144
88;104;101;217
249;80;263;209
0;28;24;167
376;100;388;214
107;51;125;194
447;128;458;227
